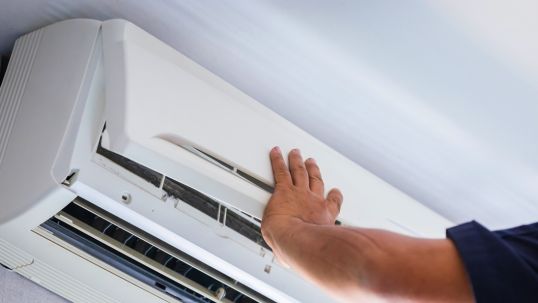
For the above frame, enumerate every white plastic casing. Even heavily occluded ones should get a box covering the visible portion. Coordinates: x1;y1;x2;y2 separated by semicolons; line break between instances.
102;20;451;236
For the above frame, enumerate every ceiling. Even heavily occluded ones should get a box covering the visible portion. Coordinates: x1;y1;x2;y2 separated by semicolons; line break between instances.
1;0;537;230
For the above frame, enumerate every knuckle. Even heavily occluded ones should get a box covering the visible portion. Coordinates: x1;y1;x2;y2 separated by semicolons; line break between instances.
307;166;321;176
305;164;321;177
309;175;323;183
328;193;343;204
275;183;293;192
334;201;342;210
275;168;287;175
291;186;306;194
275;171;290;180
328;200;342;213
290;154;303;163
291;163;306;172
275;182;287;189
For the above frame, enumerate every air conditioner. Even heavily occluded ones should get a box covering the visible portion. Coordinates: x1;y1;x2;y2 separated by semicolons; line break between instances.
0;19;452;303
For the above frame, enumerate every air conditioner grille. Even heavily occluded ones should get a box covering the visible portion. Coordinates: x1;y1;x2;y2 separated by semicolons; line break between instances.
96;140;163;187
163;177;270;251
42;199;274;303
95;138;271;251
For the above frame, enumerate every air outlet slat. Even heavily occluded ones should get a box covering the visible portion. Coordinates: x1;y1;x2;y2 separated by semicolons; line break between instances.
42;199;274;303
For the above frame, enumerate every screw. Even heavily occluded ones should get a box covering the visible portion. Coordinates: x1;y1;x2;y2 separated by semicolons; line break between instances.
121;192;131;203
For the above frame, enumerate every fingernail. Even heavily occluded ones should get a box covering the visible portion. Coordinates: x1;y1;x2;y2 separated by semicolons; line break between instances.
307;158;316;163
292;148;300;154
272;146;280;153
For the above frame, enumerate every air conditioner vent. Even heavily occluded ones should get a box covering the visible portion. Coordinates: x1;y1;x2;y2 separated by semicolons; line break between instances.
163;177;270;251
95;138;271;251
222;207;269;250
96;137;163;187
162;177;220;220
41;199;275;303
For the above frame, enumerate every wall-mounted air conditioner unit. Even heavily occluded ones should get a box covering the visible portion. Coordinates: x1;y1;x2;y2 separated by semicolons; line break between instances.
0;19;451;303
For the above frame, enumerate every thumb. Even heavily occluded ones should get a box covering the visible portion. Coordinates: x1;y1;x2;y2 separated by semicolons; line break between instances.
326;188;343;219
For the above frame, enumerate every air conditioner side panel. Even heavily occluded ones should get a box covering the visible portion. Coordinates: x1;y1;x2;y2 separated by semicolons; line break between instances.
0;19;101;224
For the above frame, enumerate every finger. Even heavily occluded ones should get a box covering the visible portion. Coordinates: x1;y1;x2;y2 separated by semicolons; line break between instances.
270;146;292;185
326;188;344;218
305;158;324;195
288;149;308;188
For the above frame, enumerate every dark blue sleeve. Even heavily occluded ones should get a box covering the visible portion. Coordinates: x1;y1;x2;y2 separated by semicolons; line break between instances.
447;221;538;303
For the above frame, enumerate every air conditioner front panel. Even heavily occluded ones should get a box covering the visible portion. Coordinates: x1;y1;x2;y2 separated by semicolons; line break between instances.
102;20;451;237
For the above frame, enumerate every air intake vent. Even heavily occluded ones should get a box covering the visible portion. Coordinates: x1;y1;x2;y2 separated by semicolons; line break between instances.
95;136;272;251
41;198;275;303
162;177;270;251
96;138;163;187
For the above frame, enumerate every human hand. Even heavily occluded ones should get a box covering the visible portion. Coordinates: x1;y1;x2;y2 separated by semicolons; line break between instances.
261;147;343;254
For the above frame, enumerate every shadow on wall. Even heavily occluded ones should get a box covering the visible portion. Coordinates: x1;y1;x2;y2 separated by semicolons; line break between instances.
0;55;10;86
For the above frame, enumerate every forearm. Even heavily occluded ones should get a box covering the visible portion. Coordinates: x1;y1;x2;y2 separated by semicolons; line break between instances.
268;220;381;301
268;220;472;303
262;148;472;302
